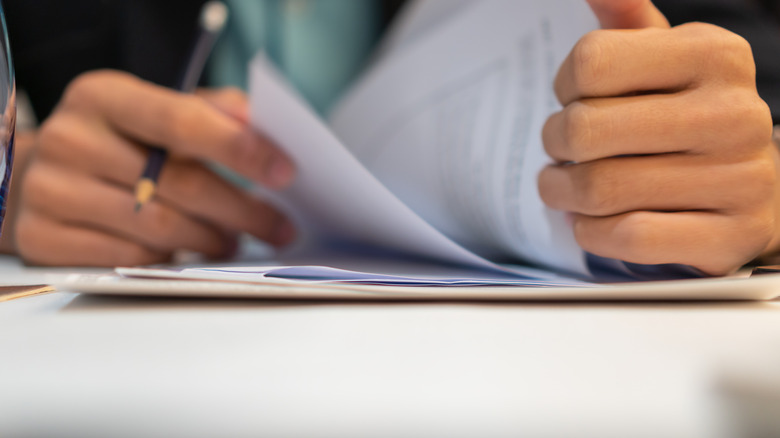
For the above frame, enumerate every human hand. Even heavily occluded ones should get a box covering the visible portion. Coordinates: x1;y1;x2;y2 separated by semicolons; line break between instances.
538;0;778;275
13;70;296;266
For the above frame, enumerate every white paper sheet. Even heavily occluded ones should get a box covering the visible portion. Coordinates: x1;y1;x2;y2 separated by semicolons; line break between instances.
376;0;474;58
251;57;505;272
331;0;596;274
250;0;598;278
117;265;591;287
58;271;780;302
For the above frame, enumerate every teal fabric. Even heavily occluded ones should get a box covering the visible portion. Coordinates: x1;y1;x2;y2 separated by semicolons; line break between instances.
210;0;381;115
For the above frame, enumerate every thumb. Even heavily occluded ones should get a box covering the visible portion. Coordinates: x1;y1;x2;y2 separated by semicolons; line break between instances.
586;0;670;29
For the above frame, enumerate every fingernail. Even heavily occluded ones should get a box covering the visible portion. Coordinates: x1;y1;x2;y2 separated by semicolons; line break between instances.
267;157;295;189
272;220;296;247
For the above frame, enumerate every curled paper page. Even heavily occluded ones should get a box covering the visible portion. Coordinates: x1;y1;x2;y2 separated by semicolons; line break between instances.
250;0;596;277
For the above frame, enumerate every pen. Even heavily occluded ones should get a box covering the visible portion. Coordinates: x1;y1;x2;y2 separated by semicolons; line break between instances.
134;1;229;211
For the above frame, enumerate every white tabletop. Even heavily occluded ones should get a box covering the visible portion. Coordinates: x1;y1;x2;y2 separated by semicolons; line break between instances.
2;287;780;437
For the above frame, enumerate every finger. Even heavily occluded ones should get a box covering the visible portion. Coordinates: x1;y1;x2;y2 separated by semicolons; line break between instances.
197;87;249;124
155;160;296;247
22;163;234;258
554;23;754;105
16;211;170;267
572;210;772;275
35;113;295;246
586;0;669;29
542;89;771;162
36;110;147;185
538;153;773;217
60;71;294;188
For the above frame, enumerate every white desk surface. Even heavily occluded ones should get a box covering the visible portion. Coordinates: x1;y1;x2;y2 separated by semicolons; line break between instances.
3;282;780;437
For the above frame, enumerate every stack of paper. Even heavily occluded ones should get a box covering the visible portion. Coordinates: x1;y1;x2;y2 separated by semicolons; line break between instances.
56;1;770;300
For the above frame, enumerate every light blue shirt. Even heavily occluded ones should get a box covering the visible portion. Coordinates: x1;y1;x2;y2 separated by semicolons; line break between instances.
210;0;382;115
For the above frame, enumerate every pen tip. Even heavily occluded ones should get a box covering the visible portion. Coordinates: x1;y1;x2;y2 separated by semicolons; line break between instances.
133;178;157;212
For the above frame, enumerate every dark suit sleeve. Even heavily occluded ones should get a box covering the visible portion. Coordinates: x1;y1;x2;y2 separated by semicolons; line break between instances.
5;0;204;121
654;0;780;123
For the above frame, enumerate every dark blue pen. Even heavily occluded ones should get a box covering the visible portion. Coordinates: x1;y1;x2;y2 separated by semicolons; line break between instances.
134;1;228;211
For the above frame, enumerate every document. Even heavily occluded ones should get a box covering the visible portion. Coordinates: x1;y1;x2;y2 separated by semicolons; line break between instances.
330;0;596;274
52;0;780;298
250;0;597;280
59;268;780;301
116;264;590;287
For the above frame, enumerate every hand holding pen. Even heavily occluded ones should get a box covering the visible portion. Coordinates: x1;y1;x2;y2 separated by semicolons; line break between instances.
134;1;228;211
12;3;296;266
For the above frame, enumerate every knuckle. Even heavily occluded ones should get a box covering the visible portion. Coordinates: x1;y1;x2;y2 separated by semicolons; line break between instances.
727;214;774;267
681;23;755;82
61;70;124;108
61;74;97;107
570;30;611;95
703;89;771;154
739;96;773;148
157;95;202;144
562;102;594;160
612;213;655;257
36;116;78;159
745;151;777;200
747;213;774;247
574;164;617;215
725;33;752;61
753;147;777;180
714;27;753;63
721;37;756;83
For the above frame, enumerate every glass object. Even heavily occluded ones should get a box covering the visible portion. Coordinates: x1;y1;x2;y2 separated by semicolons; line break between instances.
0;5;14;235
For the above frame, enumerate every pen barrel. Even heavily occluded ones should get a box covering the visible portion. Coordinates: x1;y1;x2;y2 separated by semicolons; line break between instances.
141;148;168;181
